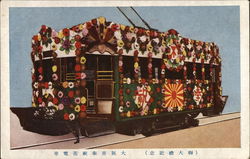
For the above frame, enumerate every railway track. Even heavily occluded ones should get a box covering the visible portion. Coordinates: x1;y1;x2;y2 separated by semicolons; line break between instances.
11;112;240;150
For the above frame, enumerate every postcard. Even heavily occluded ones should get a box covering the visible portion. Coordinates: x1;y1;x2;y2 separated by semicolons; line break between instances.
1;1;249;159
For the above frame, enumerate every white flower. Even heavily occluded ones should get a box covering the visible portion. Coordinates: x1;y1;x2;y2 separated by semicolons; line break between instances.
69;113;75;121
48;102;54;107
114;31;122;39
153;38;159;44
140;35;147;42
119;106;124;113
48;82;53;89
68;82;74;88
33;82;38;89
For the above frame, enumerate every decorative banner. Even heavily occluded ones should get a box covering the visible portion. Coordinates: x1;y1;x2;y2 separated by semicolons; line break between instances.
134;84;151;116
163;83;184;111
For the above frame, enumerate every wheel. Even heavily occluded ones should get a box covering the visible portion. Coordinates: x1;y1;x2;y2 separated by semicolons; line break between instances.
189;112;200;118
179;116;190;129
141;122;155;137
130;128;137;136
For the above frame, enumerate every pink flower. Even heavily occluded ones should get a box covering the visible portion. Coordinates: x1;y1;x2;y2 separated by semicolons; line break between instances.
82;28;88;37
51;30;58;38
58;104;64;110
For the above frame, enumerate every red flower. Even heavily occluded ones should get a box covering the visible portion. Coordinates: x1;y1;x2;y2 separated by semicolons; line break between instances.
38;97;43;103
74;35;81;41
156;87;161;93
75;41;82;49
68;91;74;98
168;29;178;35
75;64;81;72
111;24;118;32
72;26;80;32
41;25;47;32
64;113;69;120
134;50;139;56
54;37;60;44
38;67;43;74
63;28;70;37
86;22;92;29
119;89;123;95
32;35;38;41
80;105;86;111
44;82;49;89
161;64;166;69
75;49;81;56
141;78;146;84
75;73;81;79
53;97;58;104
149;98;154;103
91;19;97;25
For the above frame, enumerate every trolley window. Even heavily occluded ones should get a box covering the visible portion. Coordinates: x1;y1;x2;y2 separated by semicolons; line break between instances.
123;56;134;79
152;58;161;79
186;62;194;79
98;55;112;71
196;63;202;80
165;68;183;79
43;59;52;82
139;57;148;79
205;64;211;80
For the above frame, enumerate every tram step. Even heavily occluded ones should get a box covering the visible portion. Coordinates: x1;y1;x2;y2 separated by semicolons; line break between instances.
82;120;115;137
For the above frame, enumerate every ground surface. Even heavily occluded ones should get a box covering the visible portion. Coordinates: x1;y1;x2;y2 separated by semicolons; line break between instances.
10;111;240;149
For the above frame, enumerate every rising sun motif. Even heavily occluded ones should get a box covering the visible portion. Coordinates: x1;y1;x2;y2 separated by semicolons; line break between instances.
164;83;184;108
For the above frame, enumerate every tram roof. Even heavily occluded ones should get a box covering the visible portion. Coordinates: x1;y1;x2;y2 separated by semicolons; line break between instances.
31;17;221;65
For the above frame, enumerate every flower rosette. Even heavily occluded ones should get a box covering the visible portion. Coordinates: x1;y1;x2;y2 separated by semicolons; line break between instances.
39;25;53;47
164;43;184;71
56;28;77;54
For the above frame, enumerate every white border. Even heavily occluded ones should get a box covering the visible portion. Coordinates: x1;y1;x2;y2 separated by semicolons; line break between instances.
1;1;249;159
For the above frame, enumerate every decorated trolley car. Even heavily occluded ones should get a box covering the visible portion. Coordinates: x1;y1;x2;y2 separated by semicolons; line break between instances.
13;16;228;137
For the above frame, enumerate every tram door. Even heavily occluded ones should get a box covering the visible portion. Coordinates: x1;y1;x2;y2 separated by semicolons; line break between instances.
85;54;114;116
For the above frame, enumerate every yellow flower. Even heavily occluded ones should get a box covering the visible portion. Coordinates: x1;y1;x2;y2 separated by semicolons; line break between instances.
58;31;64;39
78;24;84;30
120;24;126;31
147;43;153;52
74;105;80;112
183;50;187;56
207;103;212;107
62;81;68;88
127;111;131;117
80;97;86;104
32;102;36;107
145;30;150;36
202;68;205;72
134;62;139;68
80;56;86;64
37;34;41;41
129;26;135;32
169;39;173;45
147;86;151;92
153;108;157;114
201;52;205;59
98;17;106;24
162;41;167;46
54;105;58;110
160;33;165;37
176;57;180;63
117;40;124;47
52;65;57;72
52;44;57;51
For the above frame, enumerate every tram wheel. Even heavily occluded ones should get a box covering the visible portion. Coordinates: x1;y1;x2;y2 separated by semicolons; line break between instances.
142;122;155;137
189;112;200;118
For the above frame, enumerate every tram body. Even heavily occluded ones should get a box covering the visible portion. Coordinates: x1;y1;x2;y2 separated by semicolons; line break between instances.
23;17;227;135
